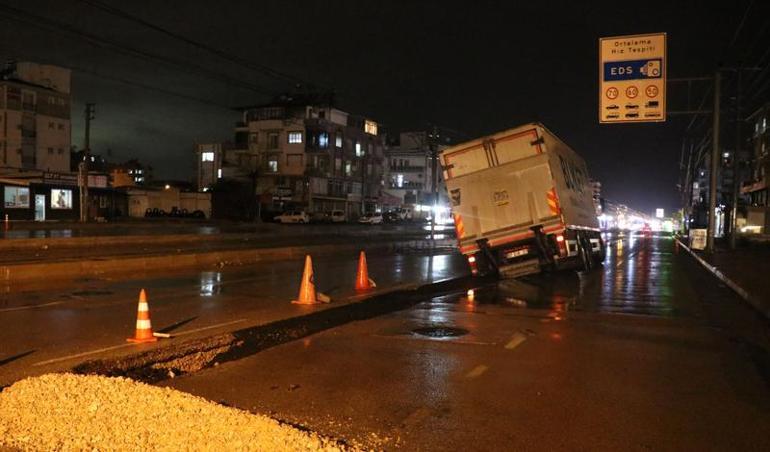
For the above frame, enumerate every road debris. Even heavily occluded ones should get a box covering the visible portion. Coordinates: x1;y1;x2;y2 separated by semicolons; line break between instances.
0;373;351;451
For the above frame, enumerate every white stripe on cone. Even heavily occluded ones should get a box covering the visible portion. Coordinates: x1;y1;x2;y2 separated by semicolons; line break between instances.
137;302;149;312
136;319;152;329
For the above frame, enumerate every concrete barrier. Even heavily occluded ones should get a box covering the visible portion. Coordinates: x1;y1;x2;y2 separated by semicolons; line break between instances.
0;239;456;283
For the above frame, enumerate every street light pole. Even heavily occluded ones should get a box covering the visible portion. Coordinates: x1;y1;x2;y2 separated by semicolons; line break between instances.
79;103;95;223
707;72;720;253
729;68;742;250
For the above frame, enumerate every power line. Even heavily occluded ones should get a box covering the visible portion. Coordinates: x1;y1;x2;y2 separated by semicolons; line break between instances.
77;0;306;87
0;2;274;96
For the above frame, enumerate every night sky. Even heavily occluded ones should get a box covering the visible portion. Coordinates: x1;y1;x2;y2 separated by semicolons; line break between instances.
1;0;767;214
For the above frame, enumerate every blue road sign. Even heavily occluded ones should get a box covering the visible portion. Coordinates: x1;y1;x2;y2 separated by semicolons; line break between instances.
603;59;662;81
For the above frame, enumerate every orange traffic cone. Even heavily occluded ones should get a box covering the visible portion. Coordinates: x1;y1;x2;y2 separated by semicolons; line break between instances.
292;255;330;304
127;289;158;343
355;250;376;291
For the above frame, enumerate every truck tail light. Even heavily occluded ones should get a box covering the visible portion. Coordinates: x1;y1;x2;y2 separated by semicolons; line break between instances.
554;234;567;258
467;255;478;275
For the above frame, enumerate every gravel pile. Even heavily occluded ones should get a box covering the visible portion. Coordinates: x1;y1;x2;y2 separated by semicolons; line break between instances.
0;373;351;451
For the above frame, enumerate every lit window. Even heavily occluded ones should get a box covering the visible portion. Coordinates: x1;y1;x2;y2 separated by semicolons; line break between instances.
217;168;222;178
355;142;363;157
364;120;378;135
4;187;30;208
397;174;404;188
51;189;73;210
335;134;343;148
201;151;214;162
288;131;303;144
268;158;278;172
319;132;329;148
137;169;143;175
345;162;352;176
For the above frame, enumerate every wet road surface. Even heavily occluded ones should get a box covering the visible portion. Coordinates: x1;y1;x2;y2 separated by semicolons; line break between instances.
0;251;466;385
166;233;770;450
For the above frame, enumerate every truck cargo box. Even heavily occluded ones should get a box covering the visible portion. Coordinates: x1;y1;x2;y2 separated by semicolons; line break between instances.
440;123;602;277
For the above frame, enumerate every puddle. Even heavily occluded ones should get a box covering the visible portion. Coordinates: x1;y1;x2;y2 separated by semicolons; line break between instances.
412;326;469;338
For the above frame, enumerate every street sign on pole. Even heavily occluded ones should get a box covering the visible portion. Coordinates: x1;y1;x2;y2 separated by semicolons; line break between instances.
599;33;666;124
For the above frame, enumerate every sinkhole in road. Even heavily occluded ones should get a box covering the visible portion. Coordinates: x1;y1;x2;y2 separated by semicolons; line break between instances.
412;326;469;338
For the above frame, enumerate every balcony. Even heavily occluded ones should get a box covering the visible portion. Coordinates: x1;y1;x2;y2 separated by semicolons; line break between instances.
389;165;424;173
388;181;423;190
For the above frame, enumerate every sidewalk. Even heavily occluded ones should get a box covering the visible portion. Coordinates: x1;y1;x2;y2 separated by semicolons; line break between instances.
689;238;770;319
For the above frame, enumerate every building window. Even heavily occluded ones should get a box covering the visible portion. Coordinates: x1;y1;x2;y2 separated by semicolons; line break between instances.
268;157;278;172
355;142;363;157
51;189;73;209
21;90;35;112
47;147;54;154
319;132;329;148
250;133;258;143
335;157;342;172
4;187;30;208
48;122;55;129
345;162;352;176
397;174;404;188
268;133;279;149
201;151;215;162
364;120;378;135
336;134;343;148
288;131;303;144
58;123;64;130
57;148;63;154
217;168;223;179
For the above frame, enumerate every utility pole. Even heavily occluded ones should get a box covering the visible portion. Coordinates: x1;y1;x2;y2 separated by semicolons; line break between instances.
429;125;439;245
729;68;742;250
707;72;720;253
79;103;95;223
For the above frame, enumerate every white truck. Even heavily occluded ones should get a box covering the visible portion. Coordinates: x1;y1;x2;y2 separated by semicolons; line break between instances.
440;122;604;278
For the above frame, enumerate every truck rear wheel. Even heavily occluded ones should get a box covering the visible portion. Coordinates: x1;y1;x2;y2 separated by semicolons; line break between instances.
578;235;593;272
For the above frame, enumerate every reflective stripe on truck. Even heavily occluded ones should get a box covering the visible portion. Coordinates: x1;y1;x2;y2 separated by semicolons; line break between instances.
458;222;564;255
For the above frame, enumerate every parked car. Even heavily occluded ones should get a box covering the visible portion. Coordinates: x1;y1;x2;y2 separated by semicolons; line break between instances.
394;207;413;221
274;211;310;224
329;210;347;223
358;212;383;225
383;210;401;223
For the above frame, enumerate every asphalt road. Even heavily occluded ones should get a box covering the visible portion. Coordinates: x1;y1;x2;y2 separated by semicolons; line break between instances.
0;251;466;386
165;233;770;451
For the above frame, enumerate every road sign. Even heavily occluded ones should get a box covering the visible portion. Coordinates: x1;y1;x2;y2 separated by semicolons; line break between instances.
599;33;666;124
689;228;707;250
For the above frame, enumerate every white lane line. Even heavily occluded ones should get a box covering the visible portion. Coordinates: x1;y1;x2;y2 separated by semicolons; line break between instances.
504;332;528;350
0;300;65;313
33;343;134;367
32;318;248;367
465;364;488;379
172;318;248;336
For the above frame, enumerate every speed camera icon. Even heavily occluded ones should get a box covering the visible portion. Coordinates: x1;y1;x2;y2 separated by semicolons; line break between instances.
640;60;661;78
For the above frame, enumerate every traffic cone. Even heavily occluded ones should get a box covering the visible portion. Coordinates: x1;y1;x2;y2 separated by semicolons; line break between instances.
127;289;158;343
292;255;329;304
355;250;376;291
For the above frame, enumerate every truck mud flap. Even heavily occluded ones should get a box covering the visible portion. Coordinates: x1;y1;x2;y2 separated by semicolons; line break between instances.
499;258;541;279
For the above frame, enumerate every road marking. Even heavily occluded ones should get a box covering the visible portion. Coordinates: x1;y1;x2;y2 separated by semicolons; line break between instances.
32;318;248;367
0;300;65;313
33;343;134;367
465;364;488;379
172;318;248;336
505;332;528;350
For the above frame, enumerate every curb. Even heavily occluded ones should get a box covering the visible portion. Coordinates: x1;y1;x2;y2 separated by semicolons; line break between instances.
676;238;769;320
73;274;480;384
